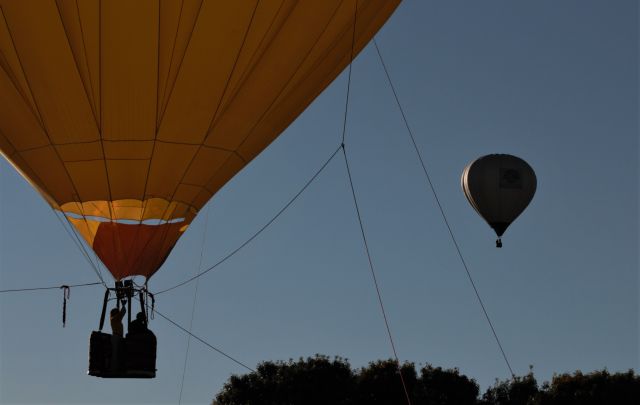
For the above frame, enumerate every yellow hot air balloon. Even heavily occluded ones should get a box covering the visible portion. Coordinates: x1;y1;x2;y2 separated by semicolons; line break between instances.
0;0;400;280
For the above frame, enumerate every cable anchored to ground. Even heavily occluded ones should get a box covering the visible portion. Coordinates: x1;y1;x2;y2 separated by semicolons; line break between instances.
341;145;413;405
154;309;255;373
373;38;516;379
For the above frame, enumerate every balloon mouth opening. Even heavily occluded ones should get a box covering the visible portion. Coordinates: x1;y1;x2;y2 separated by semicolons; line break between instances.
60;206;192;279
61;210;186;226
57;200;194;253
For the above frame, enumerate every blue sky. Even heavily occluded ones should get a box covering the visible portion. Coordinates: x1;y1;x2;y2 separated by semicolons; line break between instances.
1;1;637;404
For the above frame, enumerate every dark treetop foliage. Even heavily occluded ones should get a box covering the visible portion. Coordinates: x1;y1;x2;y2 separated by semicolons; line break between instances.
212;356;638;405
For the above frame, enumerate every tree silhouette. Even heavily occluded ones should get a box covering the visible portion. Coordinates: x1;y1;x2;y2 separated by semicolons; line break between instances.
538;369;640;405
212;356;639;405
480;372;539;405
417;365;479;405
214;355;354;405
354;360;417;405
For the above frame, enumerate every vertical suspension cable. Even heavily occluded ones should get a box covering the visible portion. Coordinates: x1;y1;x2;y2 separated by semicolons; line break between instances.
339;2;412;403
340;0;358;145
342;147;413;405
372;39;516;379
178;205;210;404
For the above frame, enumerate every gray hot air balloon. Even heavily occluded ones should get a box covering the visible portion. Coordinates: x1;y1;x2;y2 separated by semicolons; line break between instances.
461;154;537;247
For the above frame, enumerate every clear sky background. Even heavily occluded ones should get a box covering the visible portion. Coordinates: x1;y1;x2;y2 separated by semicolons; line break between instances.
1;1;637;404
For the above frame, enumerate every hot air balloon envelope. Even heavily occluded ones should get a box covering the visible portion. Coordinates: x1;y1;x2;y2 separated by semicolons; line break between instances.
461;154;536;246
0;0;400;280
